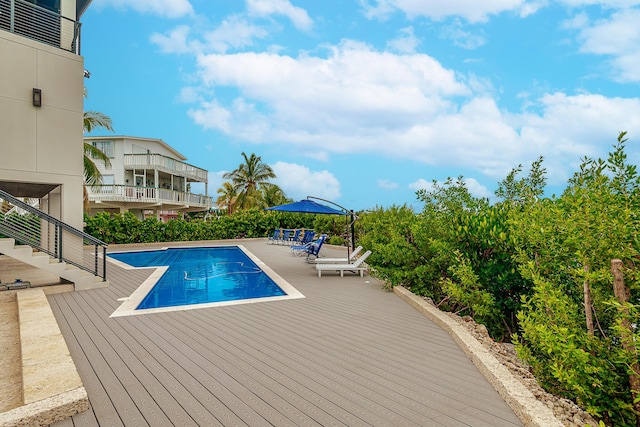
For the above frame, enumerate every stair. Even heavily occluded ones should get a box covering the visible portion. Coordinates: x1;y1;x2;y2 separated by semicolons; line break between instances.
0;238;108;291
0;294;22;413
0;288;89;426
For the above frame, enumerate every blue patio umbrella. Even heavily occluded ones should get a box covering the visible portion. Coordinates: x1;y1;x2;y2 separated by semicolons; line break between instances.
265;197;356;253
265;199;348;215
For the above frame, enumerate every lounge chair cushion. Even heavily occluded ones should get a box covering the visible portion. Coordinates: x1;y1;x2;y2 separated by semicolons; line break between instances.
314;246;363;264
316;250;371;277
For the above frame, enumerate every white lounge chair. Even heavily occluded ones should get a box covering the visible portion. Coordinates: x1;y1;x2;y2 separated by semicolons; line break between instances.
314;246;363;263
316;250;371;277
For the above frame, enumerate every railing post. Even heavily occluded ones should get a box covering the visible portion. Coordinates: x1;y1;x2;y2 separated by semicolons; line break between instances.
94;243;98;275
53;222;59;259
58;223;63;262
102;246;107;281
10;0;15;33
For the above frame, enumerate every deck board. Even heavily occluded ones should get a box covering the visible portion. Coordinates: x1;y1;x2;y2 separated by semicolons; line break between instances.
49;240;523;427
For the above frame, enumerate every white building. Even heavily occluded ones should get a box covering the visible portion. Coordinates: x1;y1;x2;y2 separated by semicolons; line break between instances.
0;0;90;230
0;0;105;289
85;135;212;220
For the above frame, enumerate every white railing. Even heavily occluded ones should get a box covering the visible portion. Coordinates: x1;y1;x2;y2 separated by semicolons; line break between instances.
123;154;208;182
0;0;82;54
89;185;212;209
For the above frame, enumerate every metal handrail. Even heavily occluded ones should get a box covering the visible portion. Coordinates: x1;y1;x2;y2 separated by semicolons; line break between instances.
0;188;107;281
0;0;82;54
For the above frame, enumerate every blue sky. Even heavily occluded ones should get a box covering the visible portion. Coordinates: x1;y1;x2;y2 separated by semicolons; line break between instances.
82;0;640;211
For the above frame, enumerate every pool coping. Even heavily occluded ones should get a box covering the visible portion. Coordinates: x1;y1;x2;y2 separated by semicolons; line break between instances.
109;244;305;317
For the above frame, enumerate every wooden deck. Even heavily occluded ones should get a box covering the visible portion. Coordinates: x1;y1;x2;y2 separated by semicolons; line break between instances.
48;239;523;426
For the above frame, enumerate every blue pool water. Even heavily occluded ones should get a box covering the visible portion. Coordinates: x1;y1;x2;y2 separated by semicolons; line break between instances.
108;247;286;310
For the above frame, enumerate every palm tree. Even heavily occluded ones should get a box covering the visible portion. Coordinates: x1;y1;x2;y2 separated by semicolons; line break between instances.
216;181;238;214
261;183;290;207
83;108;114;211
222;152;281;210
83;110;113;134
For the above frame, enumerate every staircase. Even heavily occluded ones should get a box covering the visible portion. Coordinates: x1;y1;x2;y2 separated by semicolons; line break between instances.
0;238;108;291
0;189;109;291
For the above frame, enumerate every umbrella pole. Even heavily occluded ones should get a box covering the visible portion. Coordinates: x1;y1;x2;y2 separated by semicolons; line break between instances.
350;210;356;251
345;214;350;260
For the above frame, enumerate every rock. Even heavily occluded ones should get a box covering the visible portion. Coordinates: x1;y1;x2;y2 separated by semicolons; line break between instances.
451;310;595;426
475;323;489;337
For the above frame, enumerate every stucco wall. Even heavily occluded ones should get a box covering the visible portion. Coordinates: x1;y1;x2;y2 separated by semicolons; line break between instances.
0;30;85;229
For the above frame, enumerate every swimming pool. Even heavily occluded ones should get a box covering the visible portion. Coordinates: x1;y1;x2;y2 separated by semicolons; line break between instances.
108;245;304;317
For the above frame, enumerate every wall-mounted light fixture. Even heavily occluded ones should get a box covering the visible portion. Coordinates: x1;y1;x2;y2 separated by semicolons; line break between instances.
32;88;42;107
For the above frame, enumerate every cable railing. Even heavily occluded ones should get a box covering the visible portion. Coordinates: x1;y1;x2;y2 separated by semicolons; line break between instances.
0;0;82;54
0;188;107;281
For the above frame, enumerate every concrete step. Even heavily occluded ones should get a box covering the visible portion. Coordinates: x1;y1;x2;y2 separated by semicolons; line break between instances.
0;287;88;426
0;240;108;292
0;293;22;413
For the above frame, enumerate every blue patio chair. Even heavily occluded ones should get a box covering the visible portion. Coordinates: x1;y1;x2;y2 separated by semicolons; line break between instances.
299;230;316;245
291;232;318;256
287;229;301;245
305;234;327;261
267;229;281;244
277;229;292;245
291;234;327;260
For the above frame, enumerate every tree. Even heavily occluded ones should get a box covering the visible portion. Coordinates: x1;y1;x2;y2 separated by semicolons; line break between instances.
222;152;280;210
512;132;640;425
216;181;238;214
82;107;113;211
261;183;290;207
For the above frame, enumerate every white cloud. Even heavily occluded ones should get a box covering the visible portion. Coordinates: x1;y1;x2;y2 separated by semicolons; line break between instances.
183;40;640;188
359;0;396;20
558;0;640;7
561;12;589;30
271;162;341;201
93;0;193;18
387;27;421;53
518;0;546;17
150;26;195;54
409;177;492;199
439;21;486;49
408;178;433;191
177;86;202;103
464;177;494;199
360;0;526;23
377;179;399;190
202;16;270;53
576;8;640;82
246;0;313;31
151;17;269;55
192;41;468;141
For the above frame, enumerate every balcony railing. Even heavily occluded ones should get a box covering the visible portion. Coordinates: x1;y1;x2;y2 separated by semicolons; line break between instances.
0;0;81;54
89;185;213;210
124;154;209;182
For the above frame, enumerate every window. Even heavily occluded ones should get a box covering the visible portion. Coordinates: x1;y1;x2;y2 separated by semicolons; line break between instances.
92;141;114;158
102;175;114;185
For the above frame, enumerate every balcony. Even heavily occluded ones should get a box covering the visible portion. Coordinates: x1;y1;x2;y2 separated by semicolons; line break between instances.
0;0;82;54
88;185;213;211
124;154;209;183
